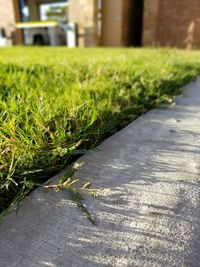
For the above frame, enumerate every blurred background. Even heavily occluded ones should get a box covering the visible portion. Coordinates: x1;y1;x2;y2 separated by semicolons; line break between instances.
0;0;199;49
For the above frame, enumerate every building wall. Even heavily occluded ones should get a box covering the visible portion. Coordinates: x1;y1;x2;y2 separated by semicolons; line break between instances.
143;0;200;49
68;0;96;47
0;0;16;44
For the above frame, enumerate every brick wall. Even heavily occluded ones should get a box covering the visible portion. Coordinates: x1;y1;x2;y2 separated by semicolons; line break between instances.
156;0;200;49
0;0;16;44
143;0;200;49
142;0;159;46
68;0;97;47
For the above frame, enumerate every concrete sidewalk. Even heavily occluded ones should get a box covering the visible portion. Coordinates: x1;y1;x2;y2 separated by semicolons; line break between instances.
1;79;200;267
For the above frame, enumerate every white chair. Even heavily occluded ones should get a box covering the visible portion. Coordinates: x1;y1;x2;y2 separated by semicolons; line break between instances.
0;28;8;46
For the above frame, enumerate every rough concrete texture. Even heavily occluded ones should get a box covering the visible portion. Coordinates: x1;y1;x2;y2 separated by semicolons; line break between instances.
1;79;200;267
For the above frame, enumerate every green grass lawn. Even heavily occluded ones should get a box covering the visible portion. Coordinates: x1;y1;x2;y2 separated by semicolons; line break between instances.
1;47;200;214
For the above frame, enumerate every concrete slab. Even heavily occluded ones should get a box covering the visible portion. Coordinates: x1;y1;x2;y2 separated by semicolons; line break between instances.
1;78;200;267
